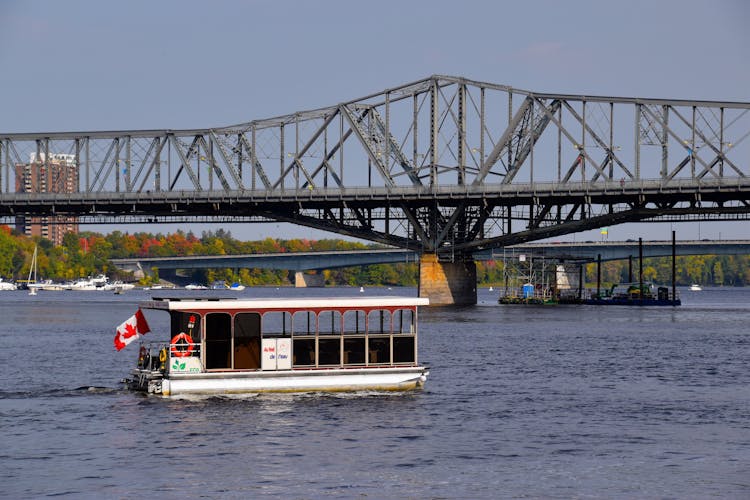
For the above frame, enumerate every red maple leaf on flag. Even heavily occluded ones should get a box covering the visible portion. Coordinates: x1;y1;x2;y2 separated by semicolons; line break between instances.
122;322;138;339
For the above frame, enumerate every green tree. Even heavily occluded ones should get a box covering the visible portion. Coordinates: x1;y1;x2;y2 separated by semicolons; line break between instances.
712;261;724;286
643;265;658;282
0;228;18;277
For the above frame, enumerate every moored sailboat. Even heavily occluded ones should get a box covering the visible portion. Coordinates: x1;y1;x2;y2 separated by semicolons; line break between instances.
27;246;38;296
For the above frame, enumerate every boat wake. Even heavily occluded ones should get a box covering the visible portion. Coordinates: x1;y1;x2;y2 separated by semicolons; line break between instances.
0;386;122;399
134;389;421;405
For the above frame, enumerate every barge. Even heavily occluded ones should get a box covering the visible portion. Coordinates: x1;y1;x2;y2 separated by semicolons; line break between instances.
584;282;681;306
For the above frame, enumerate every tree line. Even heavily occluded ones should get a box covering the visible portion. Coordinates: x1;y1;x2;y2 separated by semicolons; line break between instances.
0;227;419;287
0;225;747;287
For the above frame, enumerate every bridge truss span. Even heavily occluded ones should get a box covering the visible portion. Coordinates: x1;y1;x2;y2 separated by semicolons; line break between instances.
1;75;749;257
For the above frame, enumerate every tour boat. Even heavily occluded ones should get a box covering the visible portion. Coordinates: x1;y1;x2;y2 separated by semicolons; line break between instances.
689;284;702;291
124;296;430;396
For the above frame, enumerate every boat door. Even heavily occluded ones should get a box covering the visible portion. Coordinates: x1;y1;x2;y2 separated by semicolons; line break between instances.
204;312;262;370
205;313;232;369
233;312;261;369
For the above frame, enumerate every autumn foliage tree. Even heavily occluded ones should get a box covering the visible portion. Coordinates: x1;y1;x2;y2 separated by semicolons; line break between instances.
0;225;749;287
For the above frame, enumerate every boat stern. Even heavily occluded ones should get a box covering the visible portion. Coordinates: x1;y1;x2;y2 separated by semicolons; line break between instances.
124;342;170;395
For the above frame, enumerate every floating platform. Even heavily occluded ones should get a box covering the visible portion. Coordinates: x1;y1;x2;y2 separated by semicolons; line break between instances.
583;283;680;306
498;296;557;305
584;297;681;306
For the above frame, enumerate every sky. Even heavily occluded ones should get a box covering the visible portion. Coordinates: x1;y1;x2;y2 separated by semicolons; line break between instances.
1;0;748;243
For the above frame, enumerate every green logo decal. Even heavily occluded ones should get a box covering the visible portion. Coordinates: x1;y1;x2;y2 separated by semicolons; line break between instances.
172;359;186;371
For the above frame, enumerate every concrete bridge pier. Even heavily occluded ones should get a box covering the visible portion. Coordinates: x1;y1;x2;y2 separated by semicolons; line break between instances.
294;271;325;287
418;254;477;306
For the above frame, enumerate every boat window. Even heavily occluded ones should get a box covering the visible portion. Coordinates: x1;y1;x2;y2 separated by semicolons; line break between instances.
317;310;342;335
368;336;390;364
262;311;293;336
343;337;365;365
171;311;202;341
343;310;366;334
234;313;261;370
393;336;415;363
293;338;315;366
292;311;316;335
205;313;232;370
393;308;415;334
367;309;392;334
317;337;341;365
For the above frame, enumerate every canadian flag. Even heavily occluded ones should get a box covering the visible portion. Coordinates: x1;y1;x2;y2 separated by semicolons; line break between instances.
114;309;151;351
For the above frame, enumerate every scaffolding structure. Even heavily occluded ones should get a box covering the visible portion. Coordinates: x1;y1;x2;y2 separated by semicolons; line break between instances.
498;248;556;304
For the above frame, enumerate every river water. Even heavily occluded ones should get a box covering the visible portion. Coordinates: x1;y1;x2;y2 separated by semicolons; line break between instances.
1;286;749;498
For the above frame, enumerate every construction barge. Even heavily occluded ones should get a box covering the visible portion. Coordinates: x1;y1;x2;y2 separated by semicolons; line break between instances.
498;233;681;307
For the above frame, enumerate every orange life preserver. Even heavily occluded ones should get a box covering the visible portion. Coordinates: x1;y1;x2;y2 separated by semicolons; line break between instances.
170;332;194;358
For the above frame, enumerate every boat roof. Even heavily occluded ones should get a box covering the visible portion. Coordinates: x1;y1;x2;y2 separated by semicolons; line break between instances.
140;296;430;312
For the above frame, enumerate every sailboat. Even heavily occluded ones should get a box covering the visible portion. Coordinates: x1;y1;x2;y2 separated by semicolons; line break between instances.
27;245;38;296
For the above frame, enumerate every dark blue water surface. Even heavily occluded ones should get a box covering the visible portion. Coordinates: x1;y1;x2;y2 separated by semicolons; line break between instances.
1;286;749;498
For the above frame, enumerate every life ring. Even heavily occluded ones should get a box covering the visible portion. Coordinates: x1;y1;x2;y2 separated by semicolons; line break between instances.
170;332;194;357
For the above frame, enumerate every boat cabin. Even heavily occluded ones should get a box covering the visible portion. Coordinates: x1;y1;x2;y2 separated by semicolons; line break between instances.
140;296;428;373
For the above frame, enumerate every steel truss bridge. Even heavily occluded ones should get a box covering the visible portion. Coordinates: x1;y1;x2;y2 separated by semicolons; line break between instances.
2;75;750;259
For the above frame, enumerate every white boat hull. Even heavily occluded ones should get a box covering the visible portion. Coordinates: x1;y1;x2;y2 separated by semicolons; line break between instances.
131;366;428;396
39;283;66;291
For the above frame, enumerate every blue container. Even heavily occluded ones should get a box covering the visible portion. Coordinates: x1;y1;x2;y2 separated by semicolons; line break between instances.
522;283;534;298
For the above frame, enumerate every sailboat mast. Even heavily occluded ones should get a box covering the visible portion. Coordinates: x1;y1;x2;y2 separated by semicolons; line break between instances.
26;245;39;295
27;245;37;284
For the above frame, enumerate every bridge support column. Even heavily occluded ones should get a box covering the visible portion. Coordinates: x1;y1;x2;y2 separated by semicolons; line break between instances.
418;254;476;305
131;262;146;279
294;271;325;287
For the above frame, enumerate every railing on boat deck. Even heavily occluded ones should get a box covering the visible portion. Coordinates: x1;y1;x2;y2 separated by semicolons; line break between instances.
137;341;202;371
498;284;681;304
137;334;417;372
498;286;557;305
291;333;417;368
589;284;681;301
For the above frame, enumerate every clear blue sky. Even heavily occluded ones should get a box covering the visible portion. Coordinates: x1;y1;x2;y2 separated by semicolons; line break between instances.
1;0;748;242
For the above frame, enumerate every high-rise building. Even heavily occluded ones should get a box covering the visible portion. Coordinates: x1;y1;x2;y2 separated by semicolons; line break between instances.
15;153;79;246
